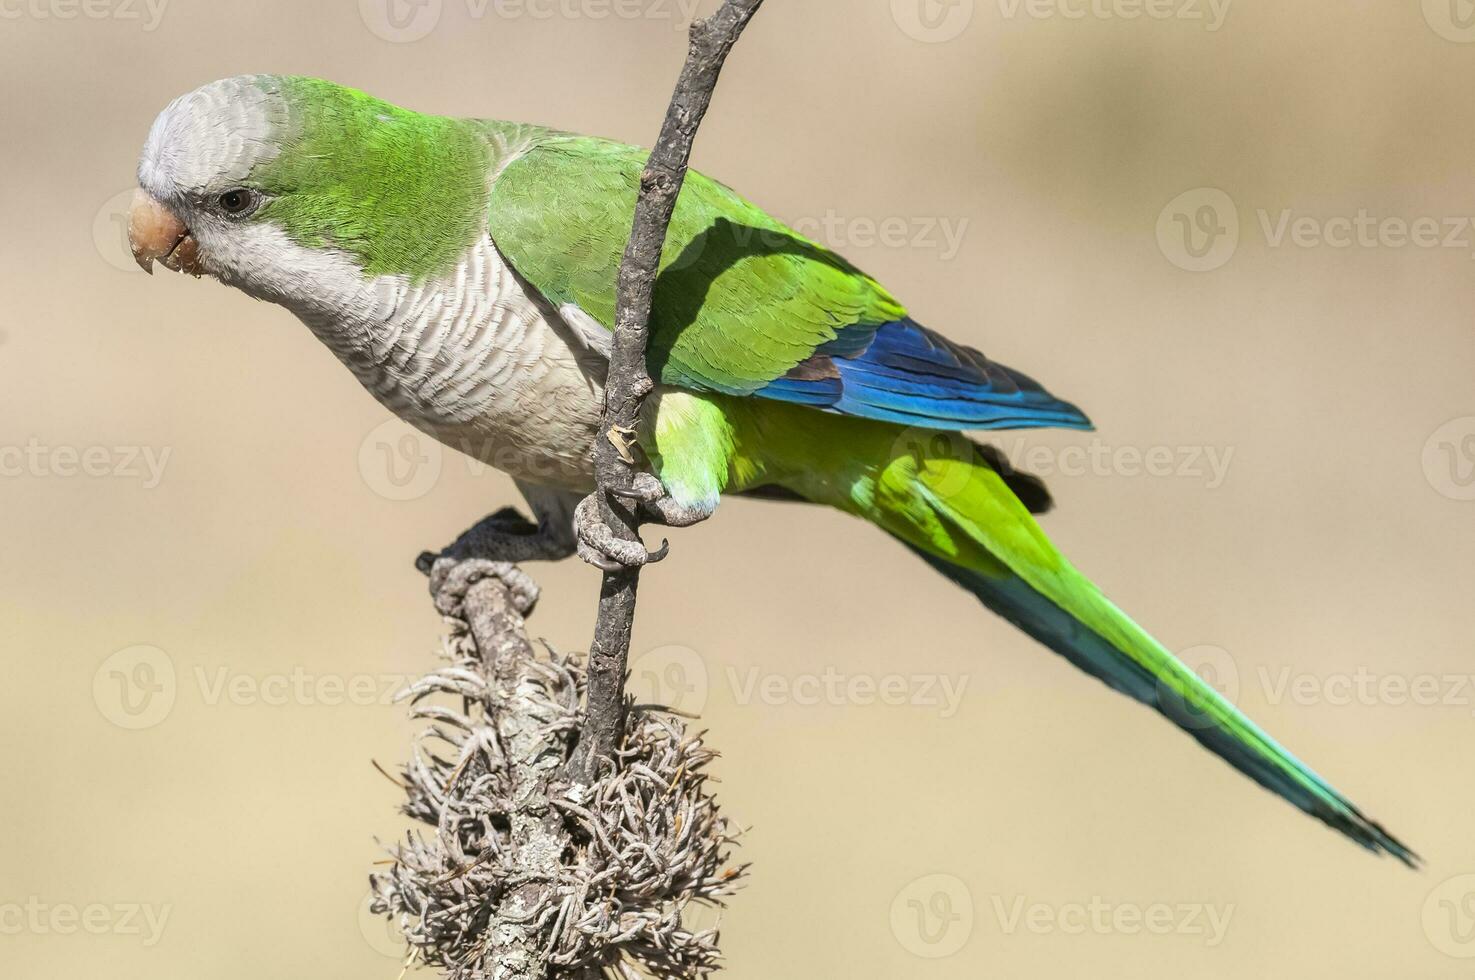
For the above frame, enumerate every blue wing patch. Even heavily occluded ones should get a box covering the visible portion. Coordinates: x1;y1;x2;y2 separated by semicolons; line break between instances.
757;319;1092;431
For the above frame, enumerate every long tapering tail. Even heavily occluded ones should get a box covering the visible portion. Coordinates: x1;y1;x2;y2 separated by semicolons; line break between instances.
796;426;1417;865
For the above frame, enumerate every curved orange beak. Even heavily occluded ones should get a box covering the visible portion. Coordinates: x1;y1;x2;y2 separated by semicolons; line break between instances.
128;189;203;276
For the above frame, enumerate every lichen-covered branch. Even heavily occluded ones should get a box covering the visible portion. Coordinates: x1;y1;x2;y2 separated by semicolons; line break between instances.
574;0;768;784
369;558;747;980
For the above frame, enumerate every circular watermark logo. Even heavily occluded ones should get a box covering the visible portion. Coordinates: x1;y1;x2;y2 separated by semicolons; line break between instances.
358;891;408;958
889;427;979;503
891;0;974;43
360;0;443;42
93;644;176;730
1424;0;1475;43
890;873;973;958
679;898;724;935
358;419;443;502
1424;874;1475;958
627;644;709;716
1159;644;1240;731
1157;188;1239;273
1422;417;1475;501
94;189;143;274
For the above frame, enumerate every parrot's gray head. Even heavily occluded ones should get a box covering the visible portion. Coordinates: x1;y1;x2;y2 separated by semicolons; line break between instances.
130;75;291;282
131;74;491;312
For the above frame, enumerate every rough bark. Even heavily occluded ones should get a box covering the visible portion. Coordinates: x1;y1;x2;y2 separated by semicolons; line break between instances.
371;560;746;980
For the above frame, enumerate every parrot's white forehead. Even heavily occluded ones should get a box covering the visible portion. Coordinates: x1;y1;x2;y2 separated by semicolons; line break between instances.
138;75;288;200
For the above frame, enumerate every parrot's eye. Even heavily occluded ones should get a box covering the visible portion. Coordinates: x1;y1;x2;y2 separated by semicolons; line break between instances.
216;189;258;217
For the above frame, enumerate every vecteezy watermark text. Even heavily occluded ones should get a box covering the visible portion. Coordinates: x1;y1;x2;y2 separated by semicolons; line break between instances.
996;0;1231;31
359;0;700;43
786;211;970;261
0;0;168;30
0;439;171;488
890;0;1231;42
726;665;970;718
1258;666;1475;715
0;899;171;947
193;666;409;709
889;874;1235;958
625;645;973;718
1155;644;1475;719
1158;188;1475;272
999;436;1235;489
1258;209;1475;254
94;644;412;730
988;894;1234;945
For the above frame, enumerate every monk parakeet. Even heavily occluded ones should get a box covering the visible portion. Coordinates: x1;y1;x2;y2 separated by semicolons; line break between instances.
129;75;1415;864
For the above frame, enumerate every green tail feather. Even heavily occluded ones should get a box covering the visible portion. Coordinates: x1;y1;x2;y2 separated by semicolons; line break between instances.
857;437;1418;865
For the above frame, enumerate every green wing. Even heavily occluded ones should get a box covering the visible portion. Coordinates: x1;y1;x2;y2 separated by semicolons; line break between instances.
487;133;904;394
486;133;1091;431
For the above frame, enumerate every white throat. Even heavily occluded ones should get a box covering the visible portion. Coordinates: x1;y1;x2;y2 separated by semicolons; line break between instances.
212;223;606;491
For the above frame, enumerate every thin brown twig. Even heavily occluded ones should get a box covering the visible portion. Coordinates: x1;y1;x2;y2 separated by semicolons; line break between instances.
571;0;768;785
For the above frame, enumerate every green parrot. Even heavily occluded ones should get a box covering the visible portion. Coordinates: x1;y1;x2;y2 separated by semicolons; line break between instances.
129;75;1415;865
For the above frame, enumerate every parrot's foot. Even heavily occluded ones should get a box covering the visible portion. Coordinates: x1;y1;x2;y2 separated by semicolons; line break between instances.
422;554;541;618
574;490;671;572
415;506;576;575
607;472;717;528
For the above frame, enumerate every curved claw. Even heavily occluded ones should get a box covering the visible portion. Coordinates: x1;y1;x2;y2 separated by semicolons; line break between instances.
579;539;667;572
605;472;666;504
574;489;671;571
605;485;649;502
577;546;626;573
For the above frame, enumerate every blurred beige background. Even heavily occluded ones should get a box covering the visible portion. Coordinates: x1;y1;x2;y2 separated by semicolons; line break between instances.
3;0;1475;977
